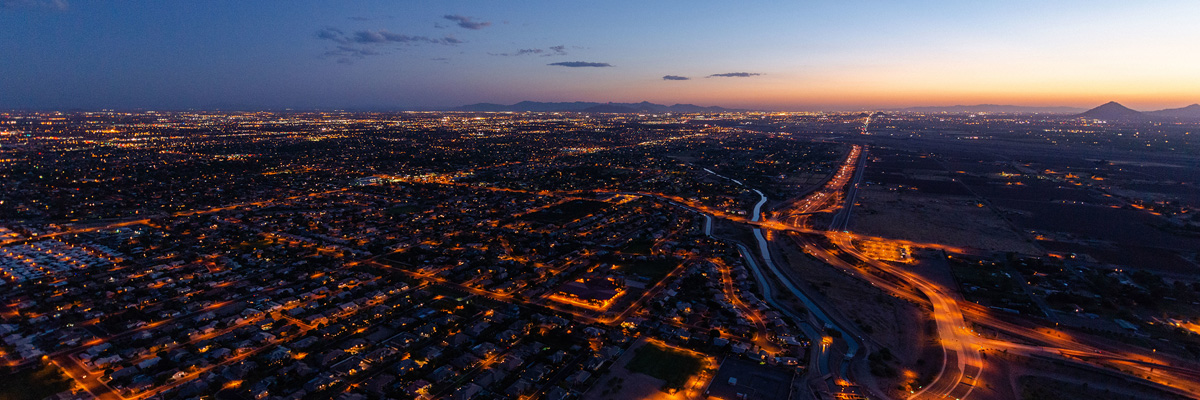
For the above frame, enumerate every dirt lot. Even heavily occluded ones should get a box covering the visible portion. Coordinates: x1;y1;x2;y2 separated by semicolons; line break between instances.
774;235;942;397
984;352;1193;400
850;185;1041;255
581;339;690;400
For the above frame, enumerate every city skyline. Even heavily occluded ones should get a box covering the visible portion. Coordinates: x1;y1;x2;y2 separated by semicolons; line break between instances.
3;0;1199;111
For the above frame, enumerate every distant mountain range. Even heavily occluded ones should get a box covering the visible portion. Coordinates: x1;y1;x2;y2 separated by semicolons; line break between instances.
1147;103;1200;119
448;100;1200;120
455;101;741;113
1077;101;1200;122
894;104;1087;114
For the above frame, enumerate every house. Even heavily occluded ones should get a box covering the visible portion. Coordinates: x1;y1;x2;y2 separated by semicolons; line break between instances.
505;380;532;397
450;353;481;369
264;346;291;363
546;386;570;400
136;357;161;370
405;379;433;398
452;383;483;400
417;346;442;361
470;342;497;357
292;336;318;349
208;347;231;360
501;355;524;372
568;370;591;385
93;355;123;368
427;365;456;382
393;359;418;375
362;374;395;396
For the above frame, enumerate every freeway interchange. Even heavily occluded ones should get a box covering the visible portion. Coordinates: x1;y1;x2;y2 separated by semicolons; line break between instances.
706;128;1200;399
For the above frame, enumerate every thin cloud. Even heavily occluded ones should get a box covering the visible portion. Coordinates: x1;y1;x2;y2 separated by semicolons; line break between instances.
315;27;460;63
353;30;435;44
548;61;612;68
443;15;491;30
320;45;380;65
707;72;762;78
662;75;690;81
348;15;394;21
334;46;379;57
317;27;346;43
316;28;462;46
491;45;569;57
0;0;67;10
492;49;544;56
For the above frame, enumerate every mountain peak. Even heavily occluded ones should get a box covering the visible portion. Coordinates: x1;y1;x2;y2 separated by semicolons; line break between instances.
1077;101;1143;120
1094;101;1134;111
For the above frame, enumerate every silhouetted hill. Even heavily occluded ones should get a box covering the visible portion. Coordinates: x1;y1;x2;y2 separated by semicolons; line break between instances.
582;104;639;113
1076;101;1146;121
1146;104;1200;120
896;104;1085;114
455;101;740;113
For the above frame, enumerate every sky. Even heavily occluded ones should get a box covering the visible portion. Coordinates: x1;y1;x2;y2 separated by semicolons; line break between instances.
2;0;1198;111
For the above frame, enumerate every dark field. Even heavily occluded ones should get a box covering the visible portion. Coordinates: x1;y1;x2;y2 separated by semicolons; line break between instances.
521;199;611;225
625;344;703;390
0;365;71;400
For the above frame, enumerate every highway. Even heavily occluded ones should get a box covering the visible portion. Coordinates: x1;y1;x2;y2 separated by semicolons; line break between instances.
827;146;867;232
980;339;1200;398
771;139;984;400
753;229;860;367
759;139;985;399
25;131;1200;400
370;129;1200;398
780;134;1200;399
829;233;981;400
698;163;860;382
730;144;873;396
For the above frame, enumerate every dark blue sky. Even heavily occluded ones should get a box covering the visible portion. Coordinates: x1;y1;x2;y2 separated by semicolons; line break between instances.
2;0;1197;110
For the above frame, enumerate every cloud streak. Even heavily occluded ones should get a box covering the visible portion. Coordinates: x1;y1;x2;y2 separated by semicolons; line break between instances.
548;61;612;68
491;45;568;57
321;45;381;65
315;27;461;64
707;72;762;78
317;27;462;46
1;0;67;10
662;75;690;80
443;15;491;30
351;30;457;44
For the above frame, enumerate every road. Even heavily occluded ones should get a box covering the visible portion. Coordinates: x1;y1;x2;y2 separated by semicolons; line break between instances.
709;147;867;392
832;233;982;400
785;137;1200;399
736;243;826;367
1;188;350;247
52;356;122;400
752;229;860;374
827;147;867;232
704;214;780;354
774;140;984;400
